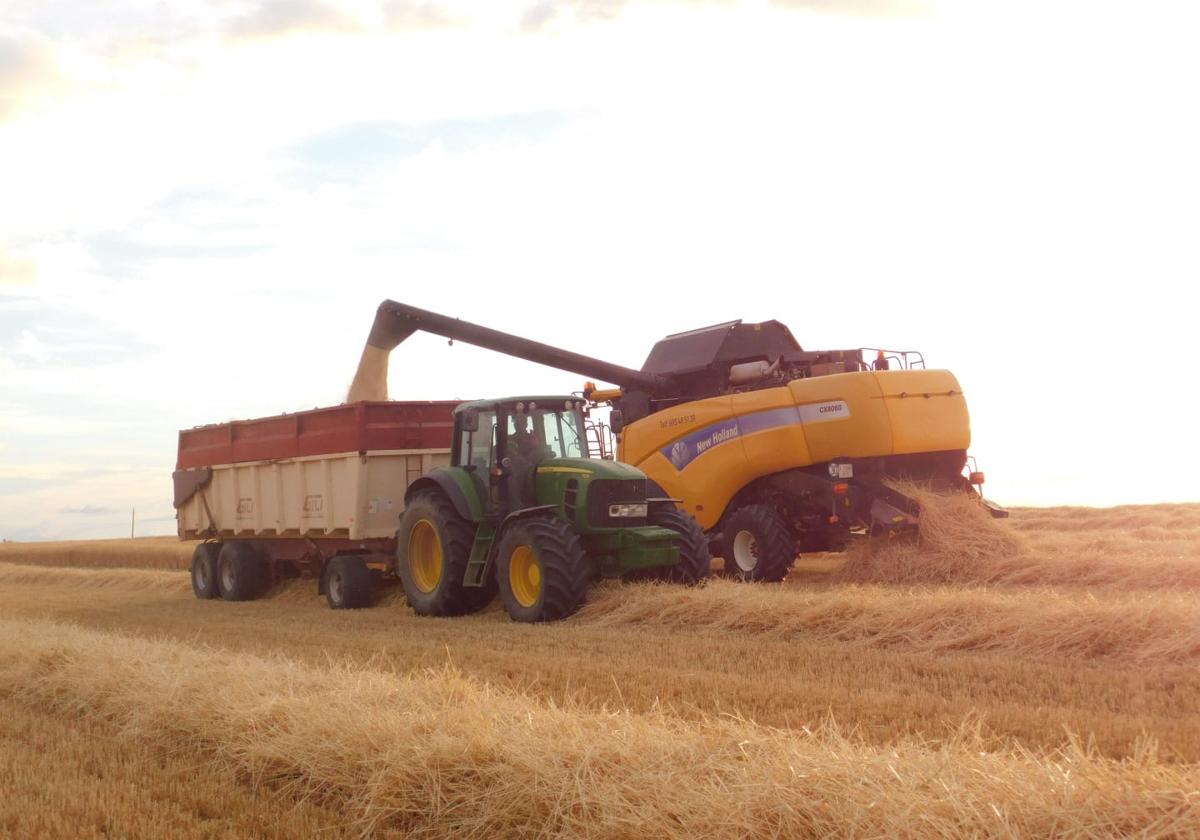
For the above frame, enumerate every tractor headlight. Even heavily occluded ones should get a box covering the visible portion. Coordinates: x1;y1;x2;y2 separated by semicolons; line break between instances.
608;502;648;518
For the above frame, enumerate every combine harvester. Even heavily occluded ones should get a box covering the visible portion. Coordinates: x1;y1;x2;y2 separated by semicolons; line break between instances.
350;301;1007;581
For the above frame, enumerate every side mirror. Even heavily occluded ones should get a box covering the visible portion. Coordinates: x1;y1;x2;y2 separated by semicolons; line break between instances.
460;409;479;432
609;409;624;435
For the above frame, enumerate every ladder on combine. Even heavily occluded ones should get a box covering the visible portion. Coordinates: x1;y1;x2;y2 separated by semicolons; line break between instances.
585;422;614;460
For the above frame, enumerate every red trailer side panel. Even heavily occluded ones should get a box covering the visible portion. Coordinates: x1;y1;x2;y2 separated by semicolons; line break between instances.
177;401;460;469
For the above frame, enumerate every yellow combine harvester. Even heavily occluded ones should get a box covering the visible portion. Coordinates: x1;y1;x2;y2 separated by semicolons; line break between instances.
354;302;1005;582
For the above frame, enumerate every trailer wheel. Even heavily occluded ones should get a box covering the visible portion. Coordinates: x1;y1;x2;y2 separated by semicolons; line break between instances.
325;555;372;609
396;491;492;616
642;506;712;585
496;516;590;623
217;541;268;601
190;543;221;599
723;505;796;583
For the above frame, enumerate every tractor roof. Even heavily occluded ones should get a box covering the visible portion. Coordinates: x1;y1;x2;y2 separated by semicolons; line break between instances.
454;396;582;413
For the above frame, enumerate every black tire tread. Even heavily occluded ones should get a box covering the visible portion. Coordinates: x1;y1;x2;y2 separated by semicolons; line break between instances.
723;505;796;583
325;555;373;609
498;516;591;622
396;491;490;617
217;541;269;601
646;506;712;585
191;543;220;599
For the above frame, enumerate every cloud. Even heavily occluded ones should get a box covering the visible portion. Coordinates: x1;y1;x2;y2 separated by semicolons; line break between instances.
60;505;115;515
0;248;37;285
521;0;628;31
771;0;932;16
384;0;454;29
224;0;366;40
0;29;58;121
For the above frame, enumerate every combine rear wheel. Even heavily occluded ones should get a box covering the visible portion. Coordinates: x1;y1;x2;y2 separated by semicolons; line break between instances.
324;555;372;609
723;505;796;582
496;516;590;622
396;491;494;616
643;506;712;585
217;541;269;601
191;543;220;599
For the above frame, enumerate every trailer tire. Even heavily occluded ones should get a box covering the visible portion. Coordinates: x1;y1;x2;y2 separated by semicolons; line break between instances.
496;516;590;623
191;543;221;599
217;541;268;601
723;505;796;582
325;555;372;609
396;490;490;616
642;507;712;585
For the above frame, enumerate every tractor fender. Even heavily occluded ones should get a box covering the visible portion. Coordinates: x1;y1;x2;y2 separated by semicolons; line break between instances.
405;470;483;522
479;505;558;576
490;505;558;550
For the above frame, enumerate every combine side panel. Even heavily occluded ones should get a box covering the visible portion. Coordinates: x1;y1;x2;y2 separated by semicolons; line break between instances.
786;373;893;462
872;370;971;455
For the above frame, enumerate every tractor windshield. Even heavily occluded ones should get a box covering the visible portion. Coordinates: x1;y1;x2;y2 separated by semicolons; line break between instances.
507;405;585;461
539;408;584;459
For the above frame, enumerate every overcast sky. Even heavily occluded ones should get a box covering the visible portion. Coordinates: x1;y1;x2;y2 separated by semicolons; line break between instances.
2;0;1198;540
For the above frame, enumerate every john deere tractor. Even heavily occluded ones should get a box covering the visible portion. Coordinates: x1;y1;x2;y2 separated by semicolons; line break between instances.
395;396;710;622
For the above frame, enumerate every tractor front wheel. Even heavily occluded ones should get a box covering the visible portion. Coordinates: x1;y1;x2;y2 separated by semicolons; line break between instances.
496;516;591;623
644;506;712;585
723;505;796;583
396;491;494;616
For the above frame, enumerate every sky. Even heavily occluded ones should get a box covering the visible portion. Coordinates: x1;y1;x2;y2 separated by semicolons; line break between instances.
1;0;1198;541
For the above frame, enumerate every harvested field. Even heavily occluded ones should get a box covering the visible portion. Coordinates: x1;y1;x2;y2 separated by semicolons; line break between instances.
2;501;1199;837
0;536;193;570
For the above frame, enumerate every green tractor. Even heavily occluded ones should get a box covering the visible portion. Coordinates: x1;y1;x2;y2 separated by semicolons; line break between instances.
395;396;711;622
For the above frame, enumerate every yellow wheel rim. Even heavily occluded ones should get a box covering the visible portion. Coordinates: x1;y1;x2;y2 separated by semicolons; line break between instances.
509;545;541;608
408;519;443;594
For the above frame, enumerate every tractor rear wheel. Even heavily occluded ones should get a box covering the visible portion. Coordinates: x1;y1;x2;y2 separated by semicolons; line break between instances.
496;516;590;622
643;506;712;585
723;505;796;582
396;491;493;616
191;543;220;599
216;541;269;601
324;555;373;609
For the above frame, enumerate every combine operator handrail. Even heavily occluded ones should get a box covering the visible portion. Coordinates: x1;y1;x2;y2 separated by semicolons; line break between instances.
859;348;926;371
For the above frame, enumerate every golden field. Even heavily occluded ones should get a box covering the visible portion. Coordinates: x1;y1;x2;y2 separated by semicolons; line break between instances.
1;501;1199;838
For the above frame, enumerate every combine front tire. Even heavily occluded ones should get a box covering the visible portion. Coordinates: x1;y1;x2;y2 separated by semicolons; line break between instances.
191;543;220;599
646;507;712;585
723;505;796;582
396;491;493;616
496;516;590;623
216;541;269;601
324;555;372;609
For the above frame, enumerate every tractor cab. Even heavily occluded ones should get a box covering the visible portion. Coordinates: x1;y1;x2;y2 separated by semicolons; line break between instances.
452;396;589;514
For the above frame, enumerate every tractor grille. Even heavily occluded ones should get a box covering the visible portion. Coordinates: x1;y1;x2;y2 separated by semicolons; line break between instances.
586;479;647;527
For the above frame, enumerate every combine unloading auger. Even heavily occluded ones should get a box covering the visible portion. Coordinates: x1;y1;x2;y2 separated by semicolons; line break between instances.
350;300;1006;578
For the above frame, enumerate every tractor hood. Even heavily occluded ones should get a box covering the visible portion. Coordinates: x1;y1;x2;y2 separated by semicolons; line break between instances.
536;458;646;482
